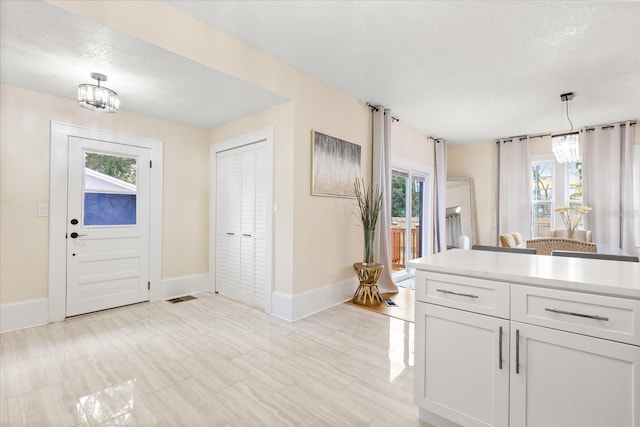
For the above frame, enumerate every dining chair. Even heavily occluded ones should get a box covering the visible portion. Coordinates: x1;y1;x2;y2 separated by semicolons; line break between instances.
525;238;597;256
499;233;517;248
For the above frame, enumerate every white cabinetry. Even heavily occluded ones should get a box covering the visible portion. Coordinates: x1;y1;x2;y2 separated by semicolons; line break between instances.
215;142;267;307
415;271;640;427
415;302;509;427
510;321;639;427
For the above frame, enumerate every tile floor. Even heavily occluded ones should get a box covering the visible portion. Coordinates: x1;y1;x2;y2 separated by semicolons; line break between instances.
0;293;430;426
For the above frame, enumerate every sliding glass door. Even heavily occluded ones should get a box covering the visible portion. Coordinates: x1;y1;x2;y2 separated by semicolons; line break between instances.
391;169;426;280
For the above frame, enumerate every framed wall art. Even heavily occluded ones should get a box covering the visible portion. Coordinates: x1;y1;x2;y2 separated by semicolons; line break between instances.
311;130;361;198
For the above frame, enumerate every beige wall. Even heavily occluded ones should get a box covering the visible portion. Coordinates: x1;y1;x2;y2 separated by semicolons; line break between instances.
392;121;435;168
447;141;497;246
210;102;295;294
53;0;378;296
292;88;372;293
0;84;210;303
211;85;373;295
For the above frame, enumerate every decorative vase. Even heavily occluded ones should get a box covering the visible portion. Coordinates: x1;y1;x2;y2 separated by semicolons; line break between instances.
363;228;375;266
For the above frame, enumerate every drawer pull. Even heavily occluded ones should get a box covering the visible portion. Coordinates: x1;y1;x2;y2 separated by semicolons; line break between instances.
515;329;520;374
544;308;609;321
436;289;479;299
498;326;503;370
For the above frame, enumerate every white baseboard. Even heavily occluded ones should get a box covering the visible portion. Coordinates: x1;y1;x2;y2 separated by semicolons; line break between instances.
161;273;210;300
271;277;358;322
0;298;48;333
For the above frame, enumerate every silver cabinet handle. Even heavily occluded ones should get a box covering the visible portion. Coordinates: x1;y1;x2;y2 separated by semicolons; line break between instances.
226;232;235;236
436;289;479;299
498;326;503;370
515;329;520;374
242;234;252;237
544;308;609;321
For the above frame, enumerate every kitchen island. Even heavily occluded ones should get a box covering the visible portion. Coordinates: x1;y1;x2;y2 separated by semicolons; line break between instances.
408;249;640;427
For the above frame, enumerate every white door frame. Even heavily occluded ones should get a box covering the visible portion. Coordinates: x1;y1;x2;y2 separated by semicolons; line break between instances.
210;127;274;314
49;122;163;322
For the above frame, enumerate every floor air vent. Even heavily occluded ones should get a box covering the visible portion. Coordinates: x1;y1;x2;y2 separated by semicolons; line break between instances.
167;295;197;304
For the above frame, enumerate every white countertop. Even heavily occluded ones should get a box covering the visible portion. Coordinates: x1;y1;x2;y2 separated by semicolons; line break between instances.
408;249;640;299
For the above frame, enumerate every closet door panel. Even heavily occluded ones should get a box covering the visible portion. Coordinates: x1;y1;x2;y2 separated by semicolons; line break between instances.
215;150;241;297
253;145;268;305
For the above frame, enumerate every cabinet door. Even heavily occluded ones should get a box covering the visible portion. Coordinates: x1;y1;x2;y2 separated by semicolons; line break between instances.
415;303;509;427
510;321;640;427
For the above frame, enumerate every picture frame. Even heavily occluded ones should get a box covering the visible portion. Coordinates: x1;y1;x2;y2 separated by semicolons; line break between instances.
311;130;361;198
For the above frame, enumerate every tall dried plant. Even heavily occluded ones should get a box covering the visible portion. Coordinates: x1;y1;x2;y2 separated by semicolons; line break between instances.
354;178;383;230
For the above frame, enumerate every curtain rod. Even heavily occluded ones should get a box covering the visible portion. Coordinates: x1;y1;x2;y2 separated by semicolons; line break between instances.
501;120;637;143
366;103;399;122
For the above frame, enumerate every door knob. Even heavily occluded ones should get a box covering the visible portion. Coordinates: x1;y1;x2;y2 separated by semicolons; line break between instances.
70;232;87;239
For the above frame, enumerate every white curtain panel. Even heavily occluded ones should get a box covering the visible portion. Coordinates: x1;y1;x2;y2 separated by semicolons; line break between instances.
372;108;398;293
433;140;447;252
582;123;636;252
498;138;532;239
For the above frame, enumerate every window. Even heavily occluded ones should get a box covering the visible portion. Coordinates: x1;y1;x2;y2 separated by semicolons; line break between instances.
531;158;583;238
83;152;137;226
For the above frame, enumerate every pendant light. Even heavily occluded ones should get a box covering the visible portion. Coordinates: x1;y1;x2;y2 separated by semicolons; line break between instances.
552;92;579;163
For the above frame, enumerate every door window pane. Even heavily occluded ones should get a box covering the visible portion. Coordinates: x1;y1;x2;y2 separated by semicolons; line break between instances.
391;173;407;271
410;178;424;260
83;153;137;226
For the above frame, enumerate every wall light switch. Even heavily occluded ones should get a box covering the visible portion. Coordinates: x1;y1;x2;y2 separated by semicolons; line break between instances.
38;203;49;217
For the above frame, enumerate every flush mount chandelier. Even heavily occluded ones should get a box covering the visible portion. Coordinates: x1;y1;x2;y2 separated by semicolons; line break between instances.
77;72;120;112
552;92;580;164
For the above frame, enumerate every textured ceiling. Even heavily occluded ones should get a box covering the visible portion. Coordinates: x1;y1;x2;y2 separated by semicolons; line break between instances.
166;0;640;144
0;1;286;129
1;1;638;144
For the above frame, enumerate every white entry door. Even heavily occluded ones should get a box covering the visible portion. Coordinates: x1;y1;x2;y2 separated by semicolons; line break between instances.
66;136;151;316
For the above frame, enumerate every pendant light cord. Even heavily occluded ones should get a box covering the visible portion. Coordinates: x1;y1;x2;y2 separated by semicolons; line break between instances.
566;99;573;132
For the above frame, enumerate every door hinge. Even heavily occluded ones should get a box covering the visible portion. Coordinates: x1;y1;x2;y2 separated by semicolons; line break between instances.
149;160;153;168
148;281;150;290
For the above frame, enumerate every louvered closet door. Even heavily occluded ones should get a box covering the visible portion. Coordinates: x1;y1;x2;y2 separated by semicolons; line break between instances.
215;150;241;300
215;142;267;308
239;148;256;304
253;144;267;306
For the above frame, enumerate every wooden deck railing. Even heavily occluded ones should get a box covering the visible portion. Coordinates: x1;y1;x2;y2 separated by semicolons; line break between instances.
391;226;420;270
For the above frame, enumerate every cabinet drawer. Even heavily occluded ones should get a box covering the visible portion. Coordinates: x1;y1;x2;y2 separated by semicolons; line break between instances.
511;285;640;346
416;271;510;319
